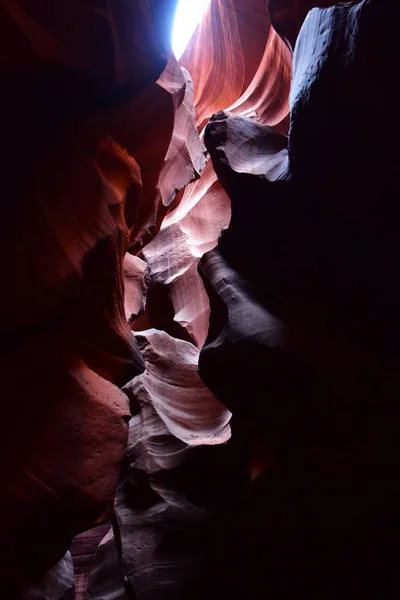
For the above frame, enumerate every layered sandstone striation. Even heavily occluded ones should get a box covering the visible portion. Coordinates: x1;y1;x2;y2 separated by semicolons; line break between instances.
2;0;394;599
0;1;205;595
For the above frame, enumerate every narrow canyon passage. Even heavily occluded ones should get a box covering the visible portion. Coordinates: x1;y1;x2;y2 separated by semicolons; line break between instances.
1;1;399;599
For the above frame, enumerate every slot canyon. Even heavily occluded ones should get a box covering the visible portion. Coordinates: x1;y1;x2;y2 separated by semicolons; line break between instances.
1;0;399;598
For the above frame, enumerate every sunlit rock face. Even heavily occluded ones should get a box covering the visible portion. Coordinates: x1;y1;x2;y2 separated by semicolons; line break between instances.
180;0;292;129
133;0;292;352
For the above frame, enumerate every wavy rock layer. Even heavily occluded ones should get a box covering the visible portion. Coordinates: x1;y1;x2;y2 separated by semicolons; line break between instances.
2;0;387;598
180;0;292;129
1;135;140;596
0;0;209;595
198;248;308;445
115;5;294;597
199;1;400;598
87;528;129;600
124;329;231;446
132;0;292;349
70;524;112;600
114;330;244;600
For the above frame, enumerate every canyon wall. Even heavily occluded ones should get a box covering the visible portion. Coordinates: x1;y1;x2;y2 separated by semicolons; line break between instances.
2;1;397;599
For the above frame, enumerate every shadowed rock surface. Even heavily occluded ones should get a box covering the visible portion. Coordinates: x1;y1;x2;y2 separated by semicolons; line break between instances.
0;0;205;595
199;1;400;597
114;330;246;600
2;0;398;598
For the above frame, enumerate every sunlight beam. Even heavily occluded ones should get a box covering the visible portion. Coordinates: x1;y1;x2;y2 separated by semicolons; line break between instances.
172;0;211;60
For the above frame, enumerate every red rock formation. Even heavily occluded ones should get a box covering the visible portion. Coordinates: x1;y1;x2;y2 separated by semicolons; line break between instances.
108;4;294;598
69;525;110;600
124;254;150;324
1;133;141;595
3;0;396;598
132;0;292;349
0;1;206;595
0;0;315;594
180;0;291;129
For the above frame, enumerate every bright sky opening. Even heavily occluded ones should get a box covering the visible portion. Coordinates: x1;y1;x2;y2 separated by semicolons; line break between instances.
172;0;211;60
